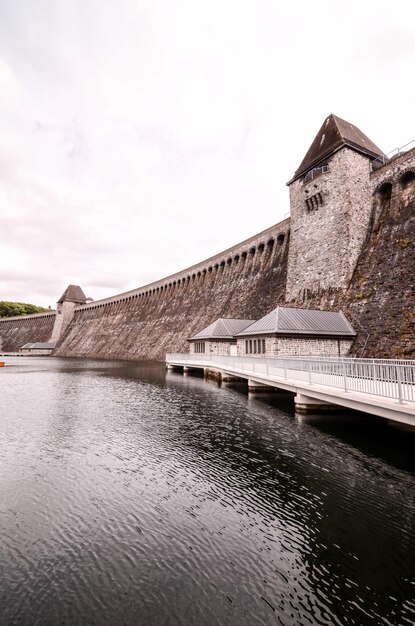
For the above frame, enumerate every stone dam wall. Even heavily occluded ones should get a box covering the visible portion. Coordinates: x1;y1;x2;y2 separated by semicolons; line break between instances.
2;143;414;361
54;221;290;360
0;312;56;352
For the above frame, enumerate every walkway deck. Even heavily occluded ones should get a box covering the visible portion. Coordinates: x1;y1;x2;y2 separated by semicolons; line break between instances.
166;354;415;426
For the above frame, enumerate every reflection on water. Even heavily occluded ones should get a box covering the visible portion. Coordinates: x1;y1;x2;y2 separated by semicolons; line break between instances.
0;357;414;626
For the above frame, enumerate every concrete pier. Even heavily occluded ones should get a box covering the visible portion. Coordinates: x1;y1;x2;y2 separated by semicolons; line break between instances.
294;393;337;413
248;379;274;393
166;364;182;371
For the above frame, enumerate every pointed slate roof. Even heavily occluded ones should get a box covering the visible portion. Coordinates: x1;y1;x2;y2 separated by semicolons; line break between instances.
57;285;87;304
236;307;356;337
291;114;385;182
189;318;256;341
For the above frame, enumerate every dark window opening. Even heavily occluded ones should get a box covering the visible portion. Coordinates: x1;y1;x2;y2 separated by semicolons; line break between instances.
305;192;323;211
400;171;415;189
378;182;392;208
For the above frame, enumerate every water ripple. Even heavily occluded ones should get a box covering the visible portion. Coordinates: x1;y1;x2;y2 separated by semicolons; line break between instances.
0;357;414;625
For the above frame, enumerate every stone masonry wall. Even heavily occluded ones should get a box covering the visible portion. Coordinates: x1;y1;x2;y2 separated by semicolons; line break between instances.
345;149;415;357
289;148;415;358
54;221;290;360
208;341;233;356
237;336;352;357
51;301;77;342
274;337;352;356
0;312;56;351
189;341;233;356
286;148;372;301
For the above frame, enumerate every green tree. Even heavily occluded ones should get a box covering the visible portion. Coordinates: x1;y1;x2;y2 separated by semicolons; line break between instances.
0;301;50;317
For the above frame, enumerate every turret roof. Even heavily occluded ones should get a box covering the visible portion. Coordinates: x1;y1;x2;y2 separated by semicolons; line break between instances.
57;285;87;304
188;318;256;341
291;114;385;182
236;307;356;337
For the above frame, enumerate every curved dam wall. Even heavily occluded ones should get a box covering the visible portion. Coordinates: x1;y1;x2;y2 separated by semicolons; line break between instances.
54;221;290;360
344;150;415;358
2;140;414;361
0;312;56;352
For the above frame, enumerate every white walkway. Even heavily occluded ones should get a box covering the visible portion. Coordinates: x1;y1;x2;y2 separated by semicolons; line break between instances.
166;354;415;426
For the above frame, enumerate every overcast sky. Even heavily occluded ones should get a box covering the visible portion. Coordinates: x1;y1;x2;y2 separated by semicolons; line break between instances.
1;0;414;306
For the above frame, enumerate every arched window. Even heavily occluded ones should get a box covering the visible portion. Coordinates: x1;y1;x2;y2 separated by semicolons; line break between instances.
378;182;392;207
258;243;264;254
249;247;256;257
400;171;415;189
267;238;274;253
277;233;285;246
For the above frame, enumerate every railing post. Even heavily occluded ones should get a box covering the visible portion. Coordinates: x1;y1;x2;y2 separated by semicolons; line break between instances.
308;360;312;385
284;359;287;379
266;359;269;377
343;361;348;392
396;365;403;404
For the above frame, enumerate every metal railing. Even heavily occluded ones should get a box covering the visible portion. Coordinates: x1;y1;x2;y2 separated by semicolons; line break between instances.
302;165;329;184
371;139;415;169
166;354;415;404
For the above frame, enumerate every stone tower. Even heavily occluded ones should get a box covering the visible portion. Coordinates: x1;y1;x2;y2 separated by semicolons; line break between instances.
285;114;385;302
50;285;87;343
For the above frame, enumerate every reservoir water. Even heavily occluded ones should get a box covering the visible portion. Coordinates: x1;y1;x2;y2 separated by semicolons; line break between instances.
0;357;414;626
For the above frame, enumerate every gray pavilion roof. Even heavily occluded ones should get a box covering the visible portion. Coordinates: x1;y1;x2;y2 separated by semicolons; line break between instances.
189;318;256;341
236;307;356;337
58;285;87;304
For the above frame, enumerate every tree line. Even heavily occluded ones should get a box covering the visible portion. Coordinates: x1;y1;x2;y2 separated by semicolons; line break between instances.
0;302;51;317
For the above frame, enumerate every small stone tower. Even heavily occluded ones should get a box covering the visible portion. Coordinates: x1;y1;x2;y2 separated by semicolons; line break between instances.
50;285;87;343
285;114;385;302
